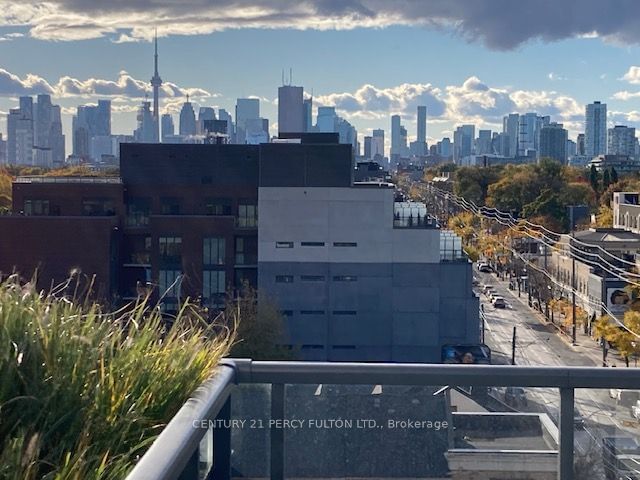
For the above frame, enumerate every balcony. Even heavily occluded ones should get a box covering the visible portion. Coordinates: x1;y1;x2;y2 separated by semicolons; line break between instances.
125;361;640;480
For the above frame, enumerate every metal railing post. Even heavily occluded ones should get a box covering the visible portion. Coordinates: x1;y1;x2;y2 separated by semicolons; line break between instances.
211;398;231;480
558;387;574;480
271;383;285;480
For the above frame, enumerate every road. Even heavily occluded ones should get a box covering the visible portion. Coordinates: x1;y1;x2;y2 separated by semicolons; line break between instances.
475;268;640;462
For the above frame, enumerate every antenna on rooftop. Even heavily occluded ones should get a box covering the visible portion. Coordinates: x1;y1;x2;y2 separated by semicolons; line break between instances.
281;69;285;86
289;67;293;86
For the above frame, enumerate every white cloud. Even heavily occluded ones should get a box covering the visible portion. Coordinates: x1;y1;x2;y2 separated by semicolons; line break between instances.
0;68;54;95
612;90;640;101
621;66;640;84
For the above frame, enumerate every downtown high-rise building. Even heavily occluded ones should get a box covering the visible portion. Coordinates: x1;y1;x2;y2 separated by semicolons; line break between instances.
72;100;111;160
33;94;65;166
235;98;260;144
161;114;175;142
317;107;338;133
608;125;636;157
179;98;197;136
303;97;313;132
417;106;427;144
475;129;492;155
502;113;519;157
577;134;586;155
539;122;568;164
197;107;216;135
453;125;474;163
371;129;385;161
585;101;607;157
150;32;162;143
218;109;234;142
278;85;304;136
7;102;33;166
134;101;157;143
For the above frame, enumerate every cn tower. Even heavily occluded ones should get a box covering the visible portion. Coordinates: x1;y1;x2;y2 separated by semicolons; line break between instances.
150;29;162;142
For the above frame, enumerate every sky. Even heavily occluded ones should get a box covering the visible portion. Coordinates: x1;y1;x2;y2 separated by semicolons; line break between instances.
3;0;640;154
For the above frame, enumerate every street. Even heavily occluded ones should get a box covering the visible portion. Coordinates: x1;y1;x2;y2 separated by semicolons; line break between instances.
476;268;640;463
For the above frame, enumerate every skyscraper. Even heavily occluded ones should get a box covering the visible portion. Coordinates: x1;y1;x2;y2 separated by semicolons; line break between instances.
150;31;162;143
417;106;427;144
179;97;197;136
453;125;474;164
7;96;34;165
371;129;385;160
72;101;111;160
303;97;313;132
235;98;260;144
577;134;586;155
363;136;372;159
608;125;636;157
585;101;607;157
134;101;156;143
218;109;234;142
278;85;304;136
197;107;216;135
317;107;338;132
539;122;568;164
475;129;492;155
0;133;6;165
502;113;519;157
161;113;175;142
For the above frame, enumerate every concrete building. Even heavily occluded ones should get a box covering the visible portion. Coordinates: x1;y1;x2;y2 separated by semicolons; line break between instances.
197;107;216;135
577;133;585;155
134;101;157;143
417;105;427;144
588;154;640;174
363;136;372;159
235;98;260;144
72;100;111;161
608;125;636;158
179;98;197;137
539;122;568;164
475;130;492;155
585;101;607;157
258;143;478;362
7;105;34;165
518;113;549;157
278;85;304;135
317;107;337;133
371;129;385;162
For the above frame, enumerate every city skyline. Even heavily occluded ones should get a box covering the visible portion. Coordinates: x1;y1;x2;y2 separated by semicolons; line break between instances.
4;3;640;152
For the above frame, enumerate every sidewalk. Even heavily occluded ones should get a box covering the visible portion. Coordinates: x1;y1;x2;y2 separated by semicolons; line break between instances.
487;271;632;368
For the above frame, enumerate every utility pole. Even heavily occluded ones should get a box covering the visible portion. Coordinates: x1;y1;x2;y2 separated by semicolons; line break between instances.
511;326;517;365
570;208;577;346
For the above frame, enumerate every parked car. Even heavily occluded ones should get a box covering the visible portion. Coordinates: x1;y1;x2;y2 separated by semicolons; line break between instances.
631;400;640;420
472;277;480;286
486;290;498;300
493;297;506;309
505;387;528;407
611;389;640;407
479;264;493;273
573;412;585;429
482;284;494;294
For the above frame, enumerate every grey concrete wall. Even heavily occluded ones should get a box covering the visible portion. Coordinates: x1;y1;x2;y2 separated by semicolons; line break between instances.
259;261;479;363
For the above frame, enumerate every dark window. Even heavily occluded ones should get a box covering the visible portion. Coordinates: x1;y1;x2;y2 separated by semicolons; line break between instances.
300;310;325;315
235;237;257;265
82;198;115;216
301;345;324;350
332;275;358;282
159;237;182;264
301;275;325;282
205;198;232;216
237;202;258;228
332;310;357;315
276;241;294;248
126;198;151;226
24;199;49;216
203;237;225;265
158;269;181;299
333;242;357;247
203;270;226;308
160;197;181;215
301;242;325;247
275;275;294;283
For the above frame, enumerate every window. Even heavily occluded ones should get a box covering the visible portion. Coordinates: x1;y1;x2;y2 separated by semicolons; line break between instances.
332;275;358;282
301;345;324;350
275;275;294;283
301;275;325;282
160;197;181;215
126;198;150;226
301;242;325;247
332;310;357;315
204;198;232;216
159;237;182;264
333;242;357;247
203;270;226;306
24;200;49;216
82;198;115;216
300;310;325;315
235;237;257;265
203;237;225;265
158;269;181;299
237;202;258;228
276;242;294;248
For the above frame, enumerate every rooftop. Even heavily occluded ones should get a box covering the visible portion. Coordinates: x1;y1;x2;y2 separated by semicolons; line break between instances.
572;227;640;243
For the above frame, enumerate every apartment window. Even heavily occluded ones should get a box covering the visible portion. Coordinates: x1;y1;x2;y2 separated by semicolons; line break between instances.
158;269;181;299
275;275;294;283
333;242;357;247
301;275;325;282
204;198;232;216
332;275;358;282
332;310;357;315
159;237;182;264
237;202;258;228
300;310;325;315
276;242;294;248
160;197;181;215
203;270;226;306
82;198;115;216
301;242;325;247
24;200;49;216
235;237;257;265
203;237;225;266
126;198;151;227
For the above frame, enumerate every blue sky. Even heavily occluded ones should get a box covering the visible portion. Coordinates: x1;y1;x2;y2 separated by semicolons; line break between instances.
3;0;640;153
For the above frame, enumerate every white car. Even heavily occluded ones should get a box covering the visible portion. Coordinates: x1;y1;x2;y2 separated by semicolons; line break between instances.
492;297;506;309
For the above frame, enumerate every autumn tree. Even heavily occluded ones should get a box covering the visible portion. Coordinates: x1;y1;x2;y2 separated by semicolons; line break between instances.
453;166;502;206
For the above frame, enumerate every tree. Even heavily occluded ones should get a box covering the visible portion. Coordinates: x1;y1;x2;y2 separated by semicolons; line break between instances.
595;204;613;228
602;169;611;190
224;283;296;360
453;166;502;206
589;165;599;193
0;168;11;213
611;166;619;184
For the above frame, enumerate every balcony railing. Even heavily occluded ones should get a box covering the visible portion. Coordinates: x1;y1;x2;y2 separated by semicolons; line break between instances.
125;360;640;480
14;176;122;184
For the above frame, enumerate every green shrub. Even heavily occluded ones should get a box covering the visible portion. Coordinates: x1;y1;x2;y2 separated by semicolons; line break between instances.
0;275;232;479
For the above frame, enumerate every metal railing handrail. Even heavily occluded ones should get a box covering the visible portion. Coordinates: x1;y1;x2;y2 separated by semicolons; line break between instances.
125;359;640;480
125;362;236;480
14;176;122;184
